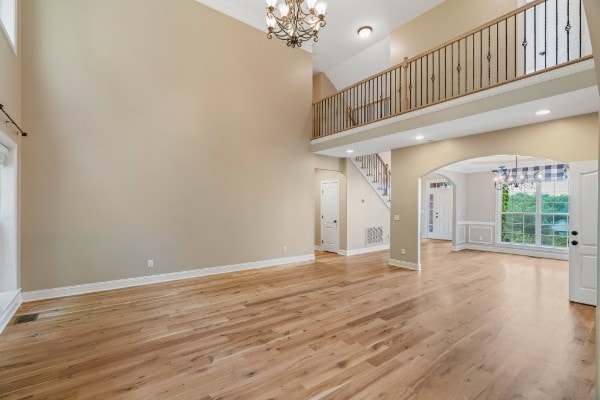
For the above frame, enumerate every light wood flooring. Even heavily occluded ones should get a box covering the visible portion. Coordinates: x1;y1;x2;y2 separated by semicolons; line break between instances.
0;240;595;399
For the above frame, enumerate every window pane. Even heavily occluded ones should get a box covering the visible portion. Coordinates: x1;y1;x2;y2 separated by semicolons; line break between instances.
523;234;535;244
554;236;568;247
512;214;524;224
555;202;569;213
524;223;535;235
541;225;554;235
541;235;554;246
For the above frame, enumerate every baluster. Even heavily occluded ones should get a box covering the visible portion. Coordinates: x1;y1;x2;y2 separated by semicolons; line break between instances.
496;22;499;83
555;0;558;66
579;0;582;58
487;27;492;85
534;5;538;72
566;0;571;61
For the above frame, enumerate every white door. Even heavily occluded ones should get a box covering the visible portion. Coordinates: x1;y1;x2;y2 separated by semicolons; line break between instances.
321;181;339;253
569;161;598;306
427;180;453;240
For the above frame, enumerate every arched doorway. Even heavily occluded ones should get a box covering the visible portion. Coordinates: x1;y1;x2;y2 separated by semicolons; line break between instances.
414;154;597;306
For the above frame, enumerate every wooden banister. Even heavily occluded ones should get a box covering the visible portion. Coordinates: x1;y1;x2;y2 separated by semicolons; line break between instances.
312;0;591;139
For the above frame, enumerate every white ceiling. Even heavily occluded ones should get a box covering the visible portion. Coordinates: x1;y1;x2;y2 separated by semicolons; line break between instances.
313;86;600;158
194;0;444;74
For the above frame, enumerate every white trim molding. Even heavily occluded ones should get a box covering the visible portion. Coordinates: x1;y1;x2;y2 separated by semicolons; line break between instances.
464;244;569;260
389;259;421;271
0;289;21;334
456;226;467;244
468;225;494;245
342;244;390;257
22;254;315;302
457;221;495;226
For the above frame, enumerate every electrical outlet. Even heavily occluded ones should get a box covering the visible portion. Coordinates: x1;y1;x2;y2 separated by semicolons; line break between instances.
479;236;483;241
147;259;154;268
283;245;287;252
401;249;406;255
394;215;400;221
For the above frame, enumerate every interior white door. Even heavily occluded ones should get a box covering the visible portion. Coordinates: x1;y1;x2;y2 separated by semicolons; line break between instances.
321;181;340;253
427;180;453;240
569;160;598;306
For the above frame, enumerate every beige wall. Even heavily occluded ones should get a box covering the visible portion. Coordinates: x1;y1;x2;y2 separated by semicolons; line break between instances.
391;113;599;266
465;172;497;222
312;72;338;102
390;0;517;65
20;0;319;291
346;159;390;250
315;168;347;250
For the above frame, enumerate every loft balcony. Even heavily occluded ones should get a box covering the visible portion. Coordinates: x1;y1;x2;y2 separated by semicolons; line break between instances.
311;0;597;156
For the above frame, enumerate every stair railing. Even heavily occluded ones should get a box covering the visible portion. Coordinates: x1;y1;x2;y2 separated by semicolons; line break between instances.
355;154;391;197
312;0;592;139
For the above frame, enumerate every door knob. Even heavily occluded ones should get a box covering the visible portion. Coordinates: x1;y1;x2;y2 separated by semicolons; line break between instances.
571;231;578;236
571;240;579;246
334;220;337;223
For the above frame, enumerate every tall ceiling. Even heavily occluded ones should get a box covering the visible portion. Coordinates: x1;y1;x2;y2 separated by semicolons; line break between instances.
195;0;444;73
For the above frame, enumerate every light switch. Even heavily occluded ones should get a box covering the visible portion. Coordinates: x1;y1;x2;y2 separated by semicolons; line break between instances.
394;215;400;221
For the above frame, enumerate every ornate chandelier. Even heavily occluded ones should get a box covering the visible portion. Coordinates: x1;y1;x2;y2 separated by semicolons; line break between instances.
265;0;328;48
493;156;569;191
493;156;538;190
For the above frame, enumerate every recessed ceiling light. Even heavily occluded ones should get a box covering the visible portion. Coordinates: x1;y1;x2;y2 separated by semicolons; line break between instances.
535;109;551;116
357;26;372;39
415;134;425;140
346;149;355;154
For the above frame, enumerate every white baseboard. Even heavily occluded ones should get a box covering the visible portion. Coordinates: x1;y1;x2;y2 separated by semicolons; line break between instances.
0;290;22;334
453;244;467;251
314;245;323;251
343;245;390;256
22;254;316;302
389;259;421;271
464;244;569;260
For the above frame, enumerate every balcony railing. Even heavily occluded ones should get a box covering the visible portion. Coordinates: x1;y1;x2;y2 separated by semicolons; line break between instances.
312;0;592;139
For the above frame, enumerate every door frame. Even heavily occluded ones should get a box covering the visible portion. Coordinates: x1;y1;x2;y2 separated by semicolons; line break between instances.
320;179;340;254
425;178;454;240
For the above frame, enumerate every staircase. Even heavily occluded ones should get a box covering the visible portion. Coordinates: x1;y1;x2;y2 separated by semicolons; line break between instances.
350;154;391;209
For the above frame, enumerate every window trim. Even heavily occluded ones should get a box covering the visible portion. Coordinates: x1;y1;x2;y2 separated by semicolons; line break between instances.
0;0;17;55
495;182;570;252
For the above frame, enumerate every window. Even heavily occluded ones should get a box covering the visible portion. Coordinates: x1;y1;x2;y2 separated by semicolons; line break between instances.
499;180;569;249
0;0;16;52
540;180;570;248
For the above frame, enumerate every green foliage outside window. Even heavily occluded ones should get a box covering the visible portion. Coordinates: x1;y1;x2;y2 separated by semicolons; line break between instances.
500;183;569;248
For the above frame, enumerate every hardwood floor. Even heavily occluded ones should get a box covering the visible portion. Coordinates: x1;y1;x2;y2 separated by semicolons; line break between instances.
0;240;595;399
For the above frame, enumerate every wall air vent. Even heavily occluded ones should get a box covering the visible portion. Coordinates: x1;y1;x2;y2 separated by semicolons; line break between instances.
366;226;384;246
14;313;38;324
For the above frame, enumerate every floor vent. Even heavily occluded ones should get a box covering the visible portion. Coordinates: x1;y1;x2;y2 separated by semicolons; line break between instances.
14;314;39;324
366;226;384;246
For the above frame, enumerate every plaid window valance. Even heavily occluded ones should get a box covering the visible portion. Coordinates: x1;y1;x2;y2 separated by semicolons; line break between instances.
502;164;569;182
